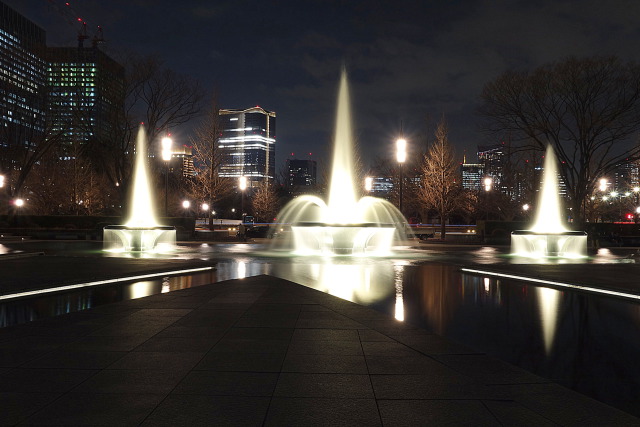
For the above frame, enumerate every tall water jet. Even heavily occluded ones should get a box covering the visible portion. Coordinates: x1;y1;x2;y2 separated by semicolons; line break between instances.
511;145;586;258
103;126;176;252
272;69;409;256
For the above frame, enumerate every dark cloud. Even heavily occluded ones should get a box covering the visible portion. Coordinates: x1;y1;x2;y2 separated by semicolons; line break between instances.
4;0;640;171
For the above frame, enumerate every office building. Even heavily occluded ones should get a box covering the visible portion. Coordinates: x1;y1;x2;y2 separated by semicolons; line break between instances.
460;163;484;191
218;106;276;187
0;2;47;153
612;160;640;190
287;158;316;187
46;46;124;154
170;144;194;178
477;143;506;190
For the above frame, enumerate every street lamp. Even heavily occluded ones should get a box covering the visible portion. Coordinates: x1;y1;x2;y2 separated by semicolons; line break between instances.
201;203;209;227
239;176;247;221
483;177;493;220
182;200;190;217
484;177;493;192
364;176;373;192
14;198;24;208
599;178;608;192
161;136;173;217
396;138;407;215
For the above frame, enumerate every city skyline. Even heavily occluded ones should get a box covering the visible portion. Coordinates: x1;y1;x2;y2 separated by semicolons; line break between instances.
5;0;640;172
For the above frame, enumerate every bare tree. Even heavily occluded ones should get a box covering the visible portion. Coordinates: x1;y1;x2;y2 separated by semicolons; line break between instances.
479;56;640;223
251;181;279;223
418;117;463;239
0;81;65;209
185;97;233;228
85;54;204;207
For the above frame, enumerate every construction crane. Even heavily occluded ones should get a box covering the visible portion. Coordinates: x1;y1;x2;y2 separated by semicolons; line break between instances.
46;0;105;48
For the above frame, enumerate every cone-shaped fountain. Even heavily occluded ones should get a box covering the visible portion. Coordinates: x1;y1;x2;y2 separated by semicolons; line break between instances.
103;126;176;252
272;69;409;256
511;145;586;258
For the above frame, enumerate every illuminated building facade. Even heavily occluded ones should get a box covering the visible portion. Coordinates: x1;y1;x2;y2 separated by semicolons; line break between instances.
477;143;505;190
287;159;316;187
0;2;47;152
46;47;124;155
170;144;194;178
460;163;484;191
218;106;276;187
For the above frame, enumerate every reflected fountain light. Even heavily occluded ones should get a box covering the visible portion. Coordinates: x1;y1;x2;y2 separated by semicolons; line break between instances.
484;277;490;294
161;277;170;293
104;125;176;252
125;280;158;300
237;261;246;279
536;286;561;354
271;261;394;305
393;263;405;321
511;145;586;258
272;69;410;256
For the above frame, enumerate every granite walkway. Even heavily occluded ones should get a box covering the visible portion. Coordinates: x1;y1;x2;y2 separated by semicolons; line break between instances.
1;274;637;426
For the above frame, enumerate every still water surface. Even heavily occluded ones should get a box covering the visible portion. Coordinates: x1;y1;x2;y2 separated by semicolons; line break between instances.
1;255;638;416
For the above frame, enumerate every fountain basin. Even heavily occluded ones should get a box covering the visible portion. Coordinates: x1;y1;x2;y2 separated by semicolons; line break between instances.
291;222;397;256
511;230;587;258
103;225;176;252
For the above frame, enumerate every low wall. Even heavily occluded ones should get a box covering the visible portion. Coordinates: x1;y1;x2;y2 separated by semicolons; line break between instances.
0;215;196;241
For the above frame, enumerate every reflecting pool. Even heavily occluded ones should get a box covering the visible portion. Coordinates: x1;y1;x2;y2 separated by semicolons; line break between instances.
1;242;639;417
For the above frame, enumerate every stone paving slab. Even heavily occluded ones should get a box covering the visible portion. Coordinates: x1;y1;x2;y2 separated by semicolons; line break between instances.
0;274;638;426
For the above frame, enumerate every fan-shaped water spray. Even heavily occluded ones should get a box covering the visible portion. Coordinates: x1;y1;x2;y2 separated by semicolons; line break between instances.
273;70;409;256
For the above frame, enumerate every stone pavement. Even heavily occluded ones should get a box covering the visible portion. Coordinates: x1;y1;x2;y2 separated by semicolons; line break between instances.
1;274;638;426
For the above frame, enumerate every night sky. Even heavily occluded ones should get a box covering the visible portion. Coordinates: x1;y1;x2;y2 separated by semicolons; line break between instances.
5;0;640;173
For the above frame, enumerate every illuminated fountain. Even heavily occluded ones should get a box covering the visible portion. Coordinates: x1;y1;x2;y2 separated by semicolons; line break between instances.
103;126;176;252
511;145;586;258
273;70;409;256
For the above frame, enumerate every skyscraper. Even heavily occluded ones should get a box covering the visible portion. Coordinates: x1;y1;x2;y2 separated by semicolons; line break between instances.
0;1;47;154
460;162;484;191
287;158;316;187
218;106;276;187
46;46;124;154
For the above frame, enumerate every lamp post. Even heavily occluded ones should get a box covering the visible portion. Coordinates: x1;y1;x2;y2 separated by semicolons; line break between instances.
182;200;190;217
483;177;493;220
161;136;173;217
201;203;209;227
396;138;407;215
364;176;373;192
239;176;247;221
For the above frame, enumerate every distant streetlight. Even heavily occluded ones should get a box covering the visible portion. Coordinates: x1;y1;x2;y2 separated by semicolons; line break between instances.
484;177;493;192
396;138;407;214
14;198;24;207
364;176;373;192
0;174;4;188
201;203;209;225
161;136;173;217
239;176;247;220
599;178;608;192
182;200;190;217
522;204;529;211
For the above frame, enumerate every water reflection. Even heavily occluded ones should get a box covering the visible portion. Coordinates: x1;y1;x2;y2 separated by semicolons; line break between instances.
536;286;561;354
271;259;398;305
394;263;405;321
2;253;639;417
